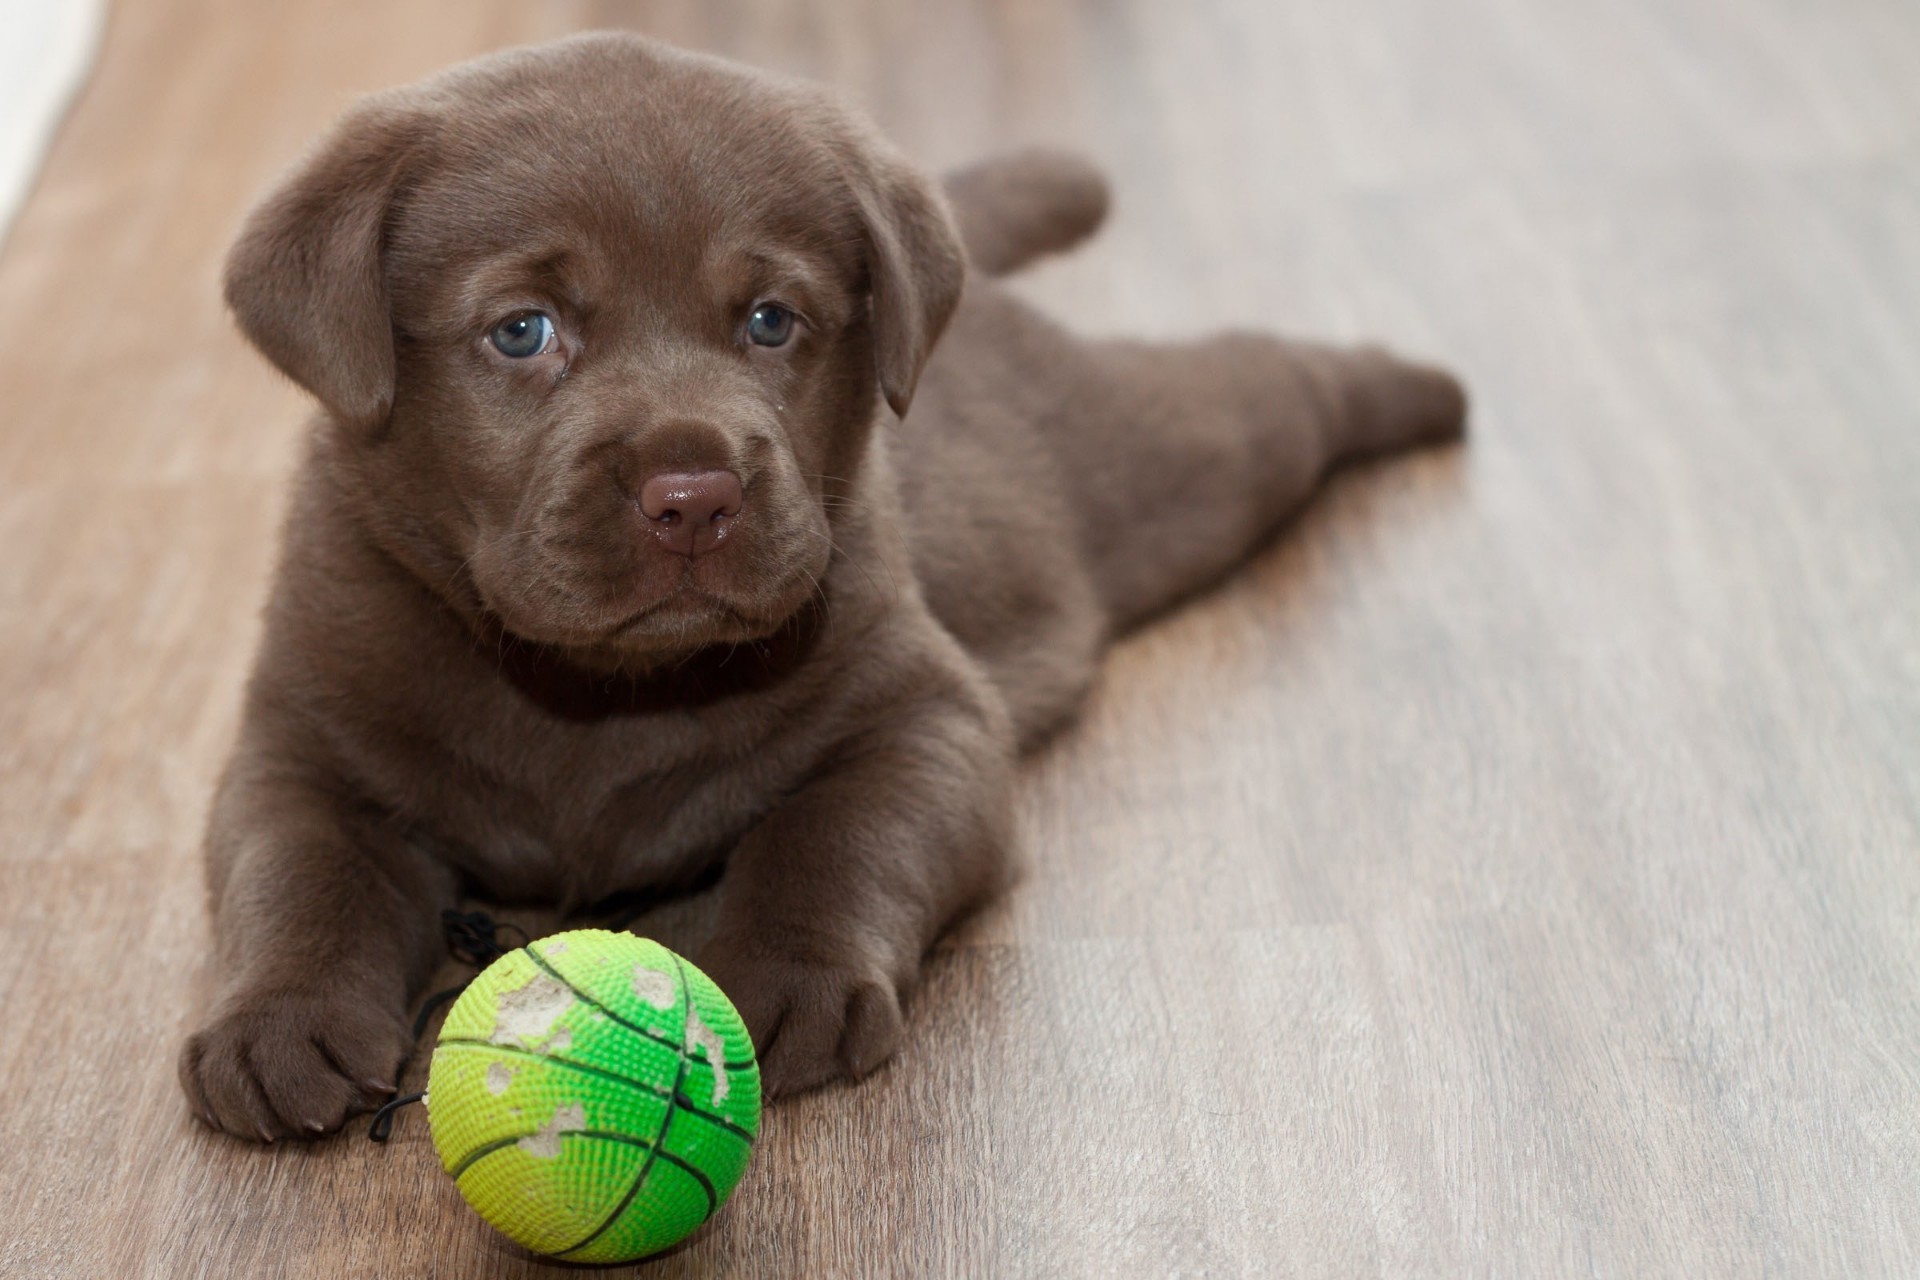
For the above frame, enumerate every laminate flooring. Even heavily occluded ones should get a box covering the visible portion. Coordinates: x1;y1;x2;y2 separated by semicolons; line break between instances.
2;0;1916;1275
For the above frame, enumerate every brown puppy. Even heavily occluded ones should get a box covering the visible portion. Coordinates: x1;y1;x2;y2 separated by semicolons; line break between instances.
180;32;1465;1141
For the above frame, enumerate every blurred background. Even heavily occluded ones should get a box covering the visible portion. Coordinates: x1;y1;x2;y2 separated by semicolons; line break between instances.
3;2;1917;1276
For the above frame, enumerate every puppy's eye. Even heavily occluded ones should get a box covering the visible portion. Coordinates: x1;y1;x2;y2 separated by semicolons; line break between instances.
746;303;795;348
489;312;556;359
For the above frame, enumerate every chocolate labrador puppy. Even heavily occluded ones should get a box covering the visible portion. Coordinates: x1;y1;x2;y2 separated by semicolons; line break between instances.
180;32;1465;1140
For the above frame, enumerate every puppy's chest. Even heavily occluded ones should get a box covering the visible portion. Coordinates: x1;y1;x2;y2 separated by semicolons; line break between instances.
404;710;810;902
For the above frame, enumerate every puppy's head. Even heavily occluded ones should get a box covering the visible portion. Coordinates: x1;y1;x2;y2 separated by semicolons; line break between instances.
228;34;962;667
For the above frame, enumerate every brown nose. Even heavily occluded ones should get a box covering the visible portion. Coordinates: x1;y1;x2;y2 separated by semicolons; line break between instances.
637;470;744;558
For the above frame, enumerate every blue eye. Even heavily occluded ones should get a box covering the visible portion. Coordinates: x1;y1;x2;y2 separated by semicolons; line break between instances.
489;312;554;359
746;303;795;348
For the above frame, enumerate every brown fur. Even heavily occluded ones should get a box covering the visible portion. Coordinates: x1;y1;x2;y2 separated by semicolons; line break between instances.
179;33;1466;1140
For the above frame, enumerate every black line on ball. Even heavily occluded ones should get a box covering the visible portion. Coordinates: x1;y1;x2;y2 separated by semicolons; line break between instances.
576;1132;719;1216
449;1133;523;1181
671;1089;757;1143
448;1129;719;1220
522;943;688;1056
437;1039;755;1145
550;955;697;1257
522;943;756;1073
436;1038;673;1103
653;1147;719;1216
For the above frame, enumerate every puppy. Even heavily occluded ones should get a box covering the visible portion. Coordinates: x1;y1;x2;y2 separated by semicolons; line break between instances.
180;33;1465;1140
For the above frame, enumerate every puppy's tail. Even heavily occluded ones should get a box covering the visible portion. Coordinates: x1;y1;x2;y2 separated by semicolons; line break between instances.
943;149;1110;277
1071;337;1468;631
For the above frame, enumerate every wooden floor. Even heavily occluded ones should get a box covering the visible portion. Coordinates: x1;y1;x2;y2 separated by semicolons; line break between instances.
4;0;1918;1275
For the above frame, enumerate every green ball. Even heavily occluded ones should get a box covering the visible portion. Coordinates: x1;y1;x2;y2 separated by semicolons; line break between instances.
426;928;761;1263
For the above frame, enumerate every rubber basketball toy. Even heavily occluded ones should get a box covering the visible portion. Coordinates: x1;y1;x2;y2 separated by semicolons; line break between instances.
425;928;760;1262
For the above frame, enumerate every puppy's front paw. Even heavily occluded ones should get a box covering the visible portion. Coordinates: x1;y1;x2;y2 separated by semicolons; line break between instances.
697;938;907;1100
179;989;410;1141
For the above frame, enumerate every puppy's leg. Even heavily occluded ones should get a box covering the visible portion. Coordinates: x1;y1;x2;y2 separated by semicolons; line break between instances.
179;750;454;1140
1069;336;1467;629
695;636;1013;1098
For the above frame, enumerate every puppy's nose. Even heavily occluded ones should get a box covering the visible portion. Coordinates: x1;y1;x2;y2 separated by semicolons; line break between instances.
637;470;744;558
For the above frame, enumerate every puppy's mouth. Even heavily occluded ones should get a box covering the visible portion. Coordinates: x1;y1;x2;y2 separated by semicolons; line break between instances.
607;577;756;636
476;562;819;662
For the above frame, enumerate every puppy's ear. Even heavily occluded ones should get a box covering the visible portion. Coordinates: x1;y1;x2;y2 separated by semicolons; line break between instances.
846;140;966;419
225;101;426;430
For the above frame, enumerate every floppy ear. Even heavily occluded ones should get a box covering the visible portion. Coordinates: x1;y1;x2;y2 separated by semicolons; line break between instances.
224;102;425;430
846;140;966;419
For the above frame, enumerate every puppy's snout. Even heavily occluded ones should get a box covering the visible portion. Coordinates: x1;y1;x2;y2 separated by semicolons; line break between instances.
638;470;744;558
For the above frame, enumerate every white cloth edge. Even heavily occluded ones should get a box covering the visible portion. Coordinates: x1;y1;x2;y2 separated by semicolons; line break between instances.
0;0;109;250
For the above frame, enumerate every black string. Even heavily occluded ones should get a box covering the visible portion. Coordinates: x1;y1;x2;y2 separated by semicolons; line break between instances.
366;908;527;1144
409;985;465;1041
367;1091;426;1143
401;910;532;1040
441;908;529;967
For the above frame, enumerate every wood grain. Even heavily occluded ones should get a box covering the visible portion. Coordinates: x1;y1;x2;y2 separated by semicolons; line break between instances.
2;0;1917;1275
